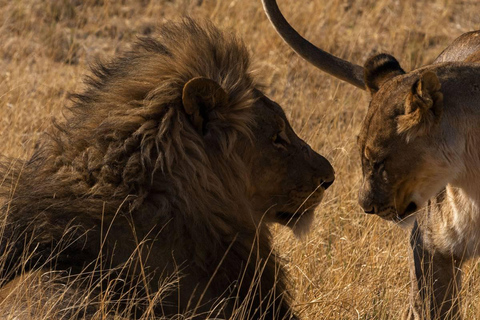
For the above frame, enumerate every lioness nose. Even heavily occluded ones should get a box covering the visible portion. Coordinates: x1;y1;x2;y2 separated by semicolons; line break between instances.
358;187;376;214
362;206;375;214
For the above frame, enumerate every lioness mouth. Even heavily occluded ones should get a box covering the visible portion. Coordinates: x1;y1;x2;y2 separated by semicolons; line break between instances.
402;202;417;218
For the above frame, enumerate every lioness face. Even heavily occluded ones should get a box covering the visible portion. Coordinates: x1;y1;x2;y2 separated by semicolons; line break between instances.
248;92;335;235
357;82;428;221
357;54;450;222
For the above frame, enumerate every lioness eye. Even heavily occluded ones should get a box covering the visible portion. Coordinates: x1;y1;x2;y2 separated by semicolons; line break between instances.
373;159;385;171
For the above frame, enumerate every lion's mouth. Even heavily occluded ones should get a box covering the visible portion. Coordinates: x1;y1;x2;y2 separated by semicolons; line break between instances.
274;191;324;225
275;207;315;224
276;211;301;223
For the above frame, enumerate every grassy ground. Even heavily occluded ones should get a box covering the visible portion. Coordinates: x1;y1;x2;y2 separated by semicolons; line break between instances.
0;0;479;319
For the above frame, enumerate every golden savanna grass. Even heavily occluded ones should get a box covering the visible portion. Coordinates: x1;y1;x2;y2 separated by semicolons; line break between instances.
0;0;479;319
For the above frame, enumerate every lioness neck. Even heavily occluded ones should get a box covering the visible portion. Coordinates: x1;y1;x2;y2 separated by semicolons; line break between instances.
433;67;480;257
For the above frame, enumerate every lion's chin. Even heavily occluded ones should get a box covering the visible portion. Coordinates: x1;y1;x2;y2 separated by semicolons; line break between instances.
291;211;314;239
275;209;315;239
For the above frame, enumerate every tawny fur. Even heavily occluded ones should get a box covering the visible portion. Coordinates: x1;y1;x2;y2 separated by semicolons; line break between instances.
358;33;480;320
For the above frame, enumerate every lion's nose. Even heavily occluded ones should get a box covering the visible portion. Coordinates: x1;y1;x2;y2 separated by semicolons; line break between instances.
321;178;334;190
313;154;335;190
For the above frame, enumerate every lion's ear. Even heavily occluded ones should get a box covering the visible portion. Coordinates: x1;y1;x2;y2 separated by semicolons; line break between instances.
364;54;405;94
182;77;228;135
397;71;443;141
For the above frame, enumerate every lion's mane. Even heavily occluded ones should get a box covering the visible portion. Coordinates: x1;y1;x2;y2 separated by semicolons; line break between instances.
0;19;294;318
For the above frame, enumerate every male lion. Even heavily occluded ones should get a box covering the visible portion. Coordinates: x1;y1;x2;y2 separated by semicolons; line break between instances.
262;0;480;319
0;19;335;319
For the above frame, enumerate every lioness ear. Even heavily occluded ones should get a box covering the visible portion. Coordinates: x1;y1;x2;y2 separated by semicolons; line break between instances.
397;71;443;141
182;77;228;135
364;54;405;94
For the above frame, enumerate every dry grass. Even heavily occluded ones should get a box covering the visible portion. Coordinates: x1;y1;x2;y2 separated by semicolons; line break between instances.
0;0;479;319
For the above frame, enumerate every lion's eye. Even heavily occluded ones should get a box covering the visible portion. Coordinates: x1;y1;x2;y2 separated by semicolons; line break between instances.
272;130;290;148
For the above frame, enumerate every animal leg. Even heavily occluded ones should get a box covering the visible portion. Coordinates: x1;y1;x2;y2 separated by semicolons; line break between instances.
405;221;462;320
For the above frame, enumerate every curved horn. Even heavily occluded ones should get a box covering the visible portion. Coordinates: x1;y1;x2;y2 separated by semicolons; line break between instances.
261;0;366;90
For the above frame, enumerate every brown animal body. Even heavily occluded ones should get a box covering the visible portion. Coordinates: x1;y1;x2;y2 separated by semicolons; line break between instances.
0;18;335;319
433;30;480;64
262;0;480;319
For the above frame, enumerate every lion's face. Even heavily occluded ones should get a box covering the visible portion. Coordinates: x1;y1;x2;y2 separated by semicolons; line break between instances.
181;77;334;236
247;92;335;235
357;54;452;222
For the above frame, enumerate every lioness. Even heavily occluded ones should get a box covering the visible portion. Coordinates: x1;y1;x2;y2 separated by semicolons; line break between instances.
358;54;480;320
262;0;480;318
